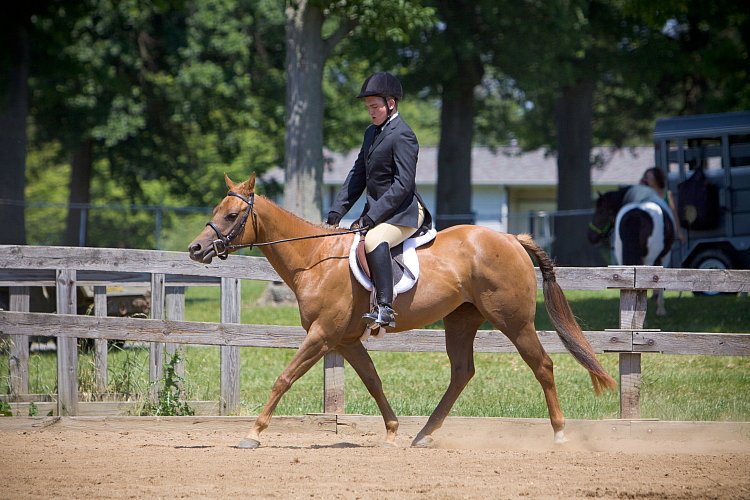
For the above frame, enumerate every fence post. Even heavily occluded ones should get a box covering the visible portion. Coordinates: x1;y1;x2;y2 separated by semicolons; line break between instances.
166;286;186;380
8;286;30;398
56;269;78;416
619;288;647;419
323;351;345;413
93;286;108;394
149;273;166;403
220;278;241;415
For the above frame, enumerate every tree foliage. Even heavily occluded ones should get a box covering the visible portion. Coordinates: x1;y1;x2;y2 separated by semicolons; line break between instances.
10;0;749;256
30;0;286;207
281;0;434;221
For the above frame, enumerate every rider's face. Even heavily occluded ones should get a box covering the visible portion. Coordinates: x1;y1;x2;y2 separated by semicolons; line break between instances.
364;96;393;126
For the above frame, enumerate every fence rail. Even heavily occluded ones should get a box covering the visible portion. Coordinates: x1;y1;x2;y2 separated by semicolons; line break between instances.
1;245;748;419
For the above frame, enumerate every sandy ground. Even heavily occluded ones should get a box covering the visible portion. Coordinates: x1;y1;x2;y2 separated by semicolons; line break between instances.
1;416;749;499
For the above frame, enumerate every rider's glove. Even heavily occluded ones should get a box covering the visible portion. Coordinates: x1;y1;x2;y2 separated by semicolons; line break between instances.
326;211;342;226
350;215;374;230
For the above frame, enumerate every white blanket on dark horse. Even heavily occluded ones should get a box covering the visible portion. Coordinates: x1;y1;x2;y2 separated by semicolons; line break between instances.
613;201;673;266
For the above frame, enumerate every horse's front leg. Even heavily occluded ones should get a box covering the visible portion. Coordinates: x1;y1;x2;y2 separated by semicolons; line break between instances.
237;329;329;449
337;340;399;447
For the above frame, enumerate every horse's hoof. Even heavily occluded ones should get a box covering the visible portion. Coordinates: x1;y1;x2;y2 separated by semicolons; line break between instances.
554;431;569;445
236;438;261;449
411;435;434;448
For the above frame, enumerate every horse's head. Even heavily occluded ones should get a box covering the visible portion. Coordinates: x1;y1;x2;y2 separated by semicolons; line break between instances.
188;172;257;264
587;191;617;245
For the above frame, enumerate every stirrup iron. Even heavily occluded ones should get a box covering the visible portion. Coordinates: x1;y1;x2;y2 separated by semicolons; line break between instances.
362;304;396;328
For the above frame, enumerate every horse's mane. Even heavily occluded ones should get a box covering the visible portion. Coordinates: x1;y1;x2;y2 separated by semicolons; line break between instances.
255;194;341;234
600;186;630;211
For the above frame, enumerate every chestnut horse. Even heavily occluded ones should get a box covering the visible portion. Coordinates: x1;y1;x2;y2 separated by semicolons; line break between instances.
188;173;616;449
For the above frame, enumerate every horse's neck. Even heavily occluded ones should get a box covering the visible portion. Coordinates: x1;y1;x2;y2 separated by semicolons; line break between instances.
611;188;629;212
251;196;333;286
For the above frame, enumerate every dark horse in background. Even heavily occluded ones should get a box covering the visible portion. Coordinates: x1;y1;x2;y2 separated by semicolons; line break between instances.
588;186;676;316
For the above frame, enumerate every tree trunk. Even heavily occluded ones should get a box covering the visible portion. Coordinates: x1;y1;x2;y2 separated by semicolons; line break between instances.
435;60;482;230
63;139;93;246
283;1;326;223
0;23;29;245
552;78;604;266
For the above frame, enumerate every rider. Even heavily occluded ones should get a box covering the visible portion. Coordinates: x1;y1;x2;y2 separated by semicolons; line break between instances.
640;167;685;242
326;72;433;328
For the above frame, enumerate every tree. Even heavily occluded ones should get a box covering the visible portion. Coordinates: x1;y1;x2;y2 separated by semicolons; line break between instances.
282;2;348;222
490;0;750;264
352;0;514;231
425;0;487;230
0;7;33;244
30;0;183;245
476;1;659;265
626;0;750;114
282;0;434;222
28;0;286;246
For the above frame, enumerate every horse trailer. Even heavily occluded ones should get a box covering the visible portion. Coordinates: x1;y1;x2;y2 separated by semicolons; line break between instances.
654;111;750;270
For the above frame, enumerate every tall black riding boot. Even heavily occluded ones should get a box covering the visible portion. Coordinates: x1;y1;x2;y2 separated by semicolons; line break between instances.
362;242;396;328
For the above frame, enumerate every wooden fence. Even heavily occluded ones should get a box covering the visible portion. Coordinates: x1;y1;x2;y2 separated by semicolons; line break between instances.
0;244;748;419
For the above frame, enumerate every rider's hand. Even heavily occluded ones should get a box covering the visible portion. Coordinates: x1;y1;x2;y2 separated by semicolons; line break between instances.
326;211;342;226
350;215;374;230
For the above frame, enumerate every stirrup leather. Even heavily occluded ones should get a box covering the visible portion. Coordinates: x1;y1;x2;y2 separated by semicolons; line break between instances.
362;304;396;328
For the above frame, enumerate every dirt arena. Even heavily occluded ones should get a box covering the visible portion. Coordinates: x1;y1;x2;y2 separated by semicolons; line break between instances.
2;415;748;499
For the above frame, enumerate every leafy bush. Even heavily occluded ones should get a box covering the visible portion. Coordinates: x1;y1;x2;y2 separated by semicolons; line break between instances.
139;352;194;417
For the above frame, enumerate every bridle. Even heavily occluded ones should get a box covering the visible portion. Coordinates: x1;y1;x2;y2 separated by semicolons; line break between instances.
207;191;255;260
206;191;366;260
588;195;615;240
588;220;612;238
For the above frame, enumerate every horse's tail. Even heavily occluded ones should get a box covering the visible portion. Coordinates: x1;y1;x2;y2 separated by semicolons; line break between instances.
515;234;617;395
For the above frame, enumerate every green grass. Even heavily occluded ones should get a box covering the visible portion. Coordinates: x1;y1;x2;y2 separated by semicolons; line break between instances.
1;285;748;421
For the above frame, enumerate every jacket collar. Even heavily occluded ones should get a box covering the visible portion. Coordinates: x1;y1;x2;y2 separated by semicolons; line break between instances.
368;114;400;157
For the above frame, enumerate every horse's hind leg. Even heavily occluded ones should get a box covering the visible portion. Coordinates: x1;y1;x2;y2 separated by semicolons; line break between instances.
507;321;567;443
412;303;484;448
337;340;399;447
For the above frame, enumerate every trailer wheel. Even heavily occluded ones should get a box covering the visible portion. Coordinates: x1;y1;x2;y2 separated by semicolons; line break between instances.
690;249;734;296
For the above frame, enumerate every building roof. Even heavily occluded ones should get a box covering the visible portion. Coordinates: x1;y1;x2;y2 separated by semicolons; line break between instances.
263;145;654;188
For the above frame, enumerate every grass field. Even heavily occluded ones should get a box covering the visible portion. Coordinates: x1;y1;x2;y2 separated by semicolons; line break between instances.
1;282;748;421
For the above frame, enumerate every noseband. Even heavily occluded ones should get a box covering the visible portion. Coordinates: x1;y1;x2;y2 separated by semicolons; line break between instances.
207;191;255;260
588;220;612;238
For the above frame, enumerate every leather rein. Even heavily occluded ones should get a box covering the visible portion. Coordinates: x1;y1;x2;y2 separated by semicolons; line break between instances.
206;191;365;260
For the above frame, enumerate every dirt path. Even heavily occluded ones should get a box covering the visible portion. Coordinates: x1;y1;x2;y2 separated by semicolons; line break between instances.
2;416;749;499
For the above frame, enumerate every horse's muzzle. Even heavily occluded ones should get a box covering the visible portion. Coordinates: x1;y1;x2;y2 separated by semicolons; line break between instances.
188;242;215;264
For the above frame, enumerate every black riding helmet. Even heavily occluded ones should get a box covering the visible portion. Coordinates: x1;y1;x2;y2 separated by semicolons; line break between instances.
357;72;403;100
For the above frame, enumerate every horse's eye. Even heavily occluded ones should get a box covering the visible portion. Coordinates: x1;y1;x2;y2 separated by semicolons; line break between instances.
225;213;239;222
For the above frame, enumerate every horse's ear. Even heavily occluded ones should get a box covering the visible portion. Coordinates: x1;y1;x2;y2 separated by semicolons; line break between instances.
224;173;235;190
247;172;256;193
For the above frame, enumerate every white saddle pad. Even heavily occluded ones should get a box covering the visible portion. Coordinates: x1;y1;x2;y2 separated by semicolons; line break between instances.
349;228;437;295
